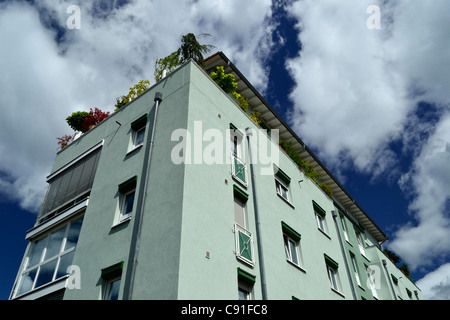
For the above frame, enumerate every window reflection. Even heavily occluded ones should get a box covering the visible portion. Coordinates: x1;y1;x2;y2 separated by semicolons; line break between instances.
15;216;84;298
28;238;46;267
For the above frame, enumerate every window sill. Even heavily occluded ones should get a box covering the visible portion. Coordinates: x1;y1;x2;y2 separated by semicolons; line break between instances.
111;215;132;229
286;260;306;273
126;143;143;156
331;287;345;298
317;227;331;240
13;275;68;300
277;193;295;209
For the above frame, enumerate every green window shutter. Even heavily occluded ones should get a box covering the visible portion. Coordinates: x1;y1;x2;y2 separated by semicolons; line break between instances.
233;185;248;201
101;261;124;279
234;157;247;184
238;230;253;261
324;254;339;269
313;200;326;217
237;268;256;285
274;166;291;184
131;114;148;131
281;221;301;242
391;275;398;284
235;224;254;266
119;176;138;193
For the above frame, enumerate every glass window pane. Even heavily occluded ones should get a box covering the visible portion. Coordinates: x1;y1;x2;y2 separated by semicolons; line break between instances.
283;235;290;260
28;237;47;267
289;240;299;265
234;197;245;228
105;279;121;300
135;128;145;146
17;269;37;296
35;259;58;288
65;217;83;250
238;288;249;300
123;192;135;215
45;227;65;260
56;251;75;279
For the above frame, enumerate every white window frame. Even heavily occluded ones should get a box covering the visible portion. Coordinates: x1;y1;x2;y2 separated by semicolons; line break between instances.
356;231;366;256
230;129;247;187
275;177;290;203
103;276;121;300
132;126;145;149
315;211;327;234
350;253;362;287
327;264;340;292
118;189;135;223
340;215;349;242
14;216;83;298
283;234;301;267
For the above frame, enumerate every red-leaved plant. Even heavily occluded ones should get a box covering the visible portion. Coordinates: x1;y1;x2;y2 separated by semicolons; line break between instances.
80;108;110;132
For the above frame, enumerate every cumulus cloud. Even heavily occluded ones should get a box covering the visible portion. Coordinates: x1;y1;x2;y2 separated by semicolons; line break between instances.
0;0;275;212
285;0;411;176
284;0;450;275
390;113;450;270
416;263;450;300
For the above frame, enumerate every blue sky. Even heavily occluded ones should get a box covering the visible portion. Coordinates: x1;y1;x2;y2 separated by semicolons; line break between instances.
1;0;450;300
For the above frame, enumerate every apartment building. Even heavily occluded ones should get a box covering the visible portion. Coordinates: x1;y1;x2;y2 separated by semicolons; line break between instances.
9;52;421;300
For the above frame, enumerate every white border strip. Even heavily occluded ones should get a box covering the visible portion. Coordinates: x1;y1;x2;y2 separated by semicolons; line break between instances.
46;140;104;182
25;198;89;240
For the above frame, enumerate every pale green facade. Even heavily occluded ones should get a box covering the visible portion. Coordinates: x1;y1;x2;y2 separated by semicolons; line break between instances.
10;56;421;300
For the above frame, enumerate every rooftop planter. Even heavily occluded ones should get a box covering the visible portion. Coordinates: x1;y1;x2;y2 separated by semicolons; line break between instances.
57;107;110;150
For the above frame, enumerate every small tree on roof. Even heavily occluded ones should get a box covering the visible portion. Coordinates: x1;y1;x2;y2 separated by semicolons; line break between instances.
154;33;215;81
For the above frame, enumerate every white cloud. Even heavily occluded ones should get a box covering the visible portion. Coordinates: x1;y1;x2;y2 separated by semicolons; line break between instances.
285;0;411;175
389;112;450;270
416;263;450;300
0;0;275;213
284;0;450;272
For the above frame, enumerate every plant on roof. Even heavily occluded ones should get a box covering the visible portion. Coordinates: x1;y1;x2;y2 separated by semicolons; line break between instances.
154;33;215;81
382;249;414;282
383;249;401;264
279;139;332;196
66;111;91;133
65;108;110;133
209;66;261;125
56;134;74;150
115;80;151;111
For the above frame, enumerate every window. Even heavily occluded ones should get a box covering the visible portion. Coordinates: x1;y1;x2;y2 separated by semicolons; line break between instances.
324;254;341;293
233;185;254;266
340;214;349;242
274;166;291;204
117;176;138;223
406;288;413;300
313;201;327;234
230;125;247;186
350;253;362;287
104;278;121;300
237;268;255;300
15;216;84;297
101;261;123;300
130;114;148;151
391;275;401;299
281;222;302;268
355;231;366;256
38;146;101;223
